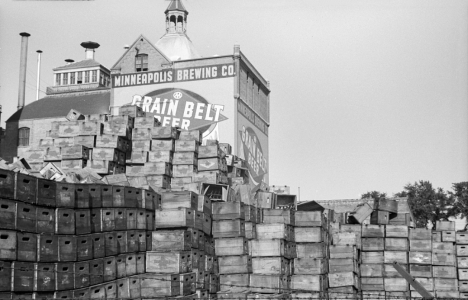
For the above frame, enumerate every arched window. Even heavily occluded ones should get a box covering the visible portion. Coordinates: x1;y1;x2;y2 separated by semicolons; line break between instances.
18;127;30;146
135;54;148;72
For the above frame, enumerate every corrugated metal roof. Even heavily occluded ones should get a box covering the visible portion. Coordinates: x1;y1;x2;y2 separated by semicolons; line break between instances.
165;0;188;14
53;59;105;71
7;90;110;122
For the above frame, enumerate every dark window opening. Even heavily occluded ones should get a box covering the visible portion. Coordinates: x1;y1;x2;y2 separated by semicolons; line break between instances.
18;128;30;147
77;72;83;84
135;54;148;72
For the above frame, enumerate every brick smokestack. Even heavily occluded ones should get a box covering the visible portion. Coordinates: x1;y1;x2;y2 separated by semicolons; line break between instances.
18;32;30;110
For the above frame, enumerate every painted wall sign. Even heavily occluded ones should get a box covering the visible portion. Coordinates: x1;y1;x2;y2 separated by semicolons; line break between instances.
237;99;268;136
239;126;268;191
130;88;228;133
112;63;235;88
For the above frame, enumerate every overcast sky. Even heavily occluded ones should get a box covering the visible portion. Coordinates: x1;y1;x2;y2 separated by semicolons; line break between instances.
1;0;467;200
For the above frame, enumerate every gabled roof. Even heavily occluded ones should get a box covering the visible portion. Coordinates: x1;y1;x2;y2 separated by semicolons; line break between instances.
7;90;110;122
53;59;108;72
165;0;188;14
111;34;172;70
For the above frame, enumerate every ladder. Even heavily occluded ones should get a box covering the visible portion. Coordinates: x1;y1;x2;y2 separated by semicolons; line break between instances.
392;261;434;299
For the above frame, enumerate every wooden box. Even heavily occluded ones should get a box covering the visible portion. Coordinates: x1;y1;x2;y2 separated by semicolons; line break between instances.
161;191;198;210
373;199;398;214
251;239;286;257
175;140;199;153
58;236;77;262
409;228;431;240
12;261;34;292
385;238;408;251
296;243;327;259
361;264;383;277
295;211;325;227
212;202;244;220
0;199;16;231
432;242;454;254
17;232;37;262
410;239;431;251
361;251;384;264
252;257;288;275
155;208;195;229
290;275;325;292
294;227;323;243
147;175;171;188
173;165;197;177
362;225;385;238
95;135;125;151
74;261;90;289
198;145;223;159
56;208;75;235
151;230;192;251
361;277;383;291
384;278;408;292
215;237;248;256
256;223;292;241
384;251;408;264
384;263;407;278
151;127;178;139
114;208;127;230
212;219;245;238
58;124;80;137
433;266;456;278
437;291;460;298
362;238;384;251
432;252;455;266
328;272;358;288
104;232;118;256
409;264;432;277
61;145;89;160
151;139;175;151
34;263;56;292
179;130;202;142
329;245;358;260
262;209;295;226
218;256;252;274
0;169;15;200
16;174;37;204
436;221;455;231
409;252;432;265
44;147;62;161
103;256;117;282
173;152;198;165
146;251;190;274
329;258;356;274
250;274;287;293
219;274;249;293
140;273;180;297
115;232;128;254
457;232;468;245
442;230;456;242
348;202;373;224
370;211;390;225
55;262;74;290
256;192;277;209
457;245;468;256
461;281;468;292
0;230;17;260
434;278;458;291
198;158;224;172
148;150;173;164
89;259;104;285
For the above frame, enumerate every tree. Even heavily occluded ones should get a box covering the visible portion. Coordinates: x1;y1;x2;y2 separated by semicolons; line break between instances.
361;191;387;200
449;181;468;221
395;180;455;229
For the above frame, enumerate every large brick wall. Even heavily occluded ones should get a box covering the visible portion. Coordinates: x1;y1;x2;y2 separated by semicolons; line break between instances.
0;120;19;162
16;117;65;158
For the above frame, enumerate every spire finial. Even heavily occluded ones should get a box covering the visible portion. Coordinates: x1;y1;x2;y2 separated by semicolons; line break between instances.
164;0;188;34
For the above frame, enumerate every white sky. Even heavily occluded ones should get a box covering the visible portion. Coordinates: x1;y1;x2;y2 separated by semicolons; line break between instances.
0;0;467;200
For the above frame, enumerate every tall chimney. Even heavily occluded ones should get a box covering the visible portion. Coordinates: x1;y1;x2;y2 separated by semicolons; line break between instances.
80;41;100;60
18;32;30;110
36;50;42;101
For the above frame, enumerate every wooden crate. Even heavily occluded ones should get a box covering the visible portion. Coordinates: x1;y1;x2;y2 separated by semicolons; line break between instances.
433;266;456;278
409;264;432;277
436;291;460;299
442;230;456;242
348;202;373;224
457;232;468;245
409;228;431;240
146;251;190;273
328;272;358;288
290;275;325;292
251;239;286;257
384;251;408;264
96;134;125;150
385;238;408;251
178;272;196;295
256;223;293;241
151;230;192;251
432;231;442;242
362;225;385;238
212;220;245;238
252;257;289;275
432;242;454;254
250;274;287;293
296;243;327;259
434;278;458;291
294;211;325;227
408;252;432;265
292;258;326;275
215;237;248;256
457;245;468;256
432;252;455;266
148;150;173;164
173;152;198;165
151;139;175;151
329;245;358;259
370;211;390;225
361;264;383;277
140;273;180;297
155;208;195;229
218;255;252;274
363;291;386;300
198;145;223;158
385;225;409;238
362;238;384;251
262;209;295;226
361;251;384;264
435;221;455;231
175;140;199;153
383;264;406;278
329;258;357;274
373;199;398;214
332;232;359;248
410;239;431;251
161;191;198;210
384;278;408;292
219;274;249;293
461;281;468;292
294;227;323;243
212;202;244;220
173;165;197;177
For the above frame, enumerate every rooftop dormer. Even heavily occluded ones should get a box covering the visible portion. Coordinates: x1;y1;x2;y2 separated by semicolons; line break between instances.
47;41;111;95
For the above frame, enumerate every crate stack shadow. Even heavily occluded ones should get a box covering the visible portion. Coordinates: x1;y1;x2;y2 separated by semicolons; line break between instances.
0;169;159;300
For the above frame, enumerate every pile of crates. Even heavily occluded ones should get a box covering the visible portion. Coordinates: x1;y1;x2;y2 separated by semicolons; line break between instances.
142;190;218;298
457;229;468;297
0;168;158;299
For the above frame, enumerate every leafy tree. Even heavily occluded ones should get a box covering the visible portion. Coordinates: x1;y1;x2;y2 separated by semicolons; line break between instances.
361;191;387;200
449;181;468;221
395;180;455;229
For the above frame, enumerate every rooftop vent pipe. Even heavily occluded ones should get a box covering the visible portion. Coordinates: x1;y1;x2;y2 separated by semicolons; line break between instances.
17;32;30;110
80;41;100;60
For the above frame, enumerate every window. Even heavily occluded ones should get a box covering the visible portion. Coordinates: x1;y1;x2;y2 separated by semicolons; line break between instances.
135;54;148;72
18;128;30;146
56;73;61;86
84;71;90;83
77;72;83;84
92;70;97;82
63;73;68;85
70;72;75;85
100;74;104;85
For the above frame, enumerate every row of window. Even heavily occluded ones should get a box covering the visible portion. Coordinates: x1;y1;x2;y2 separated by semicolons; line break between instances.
56;70;110;86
